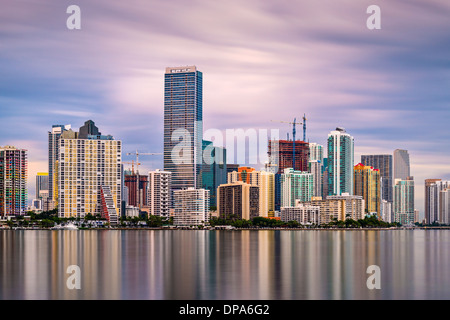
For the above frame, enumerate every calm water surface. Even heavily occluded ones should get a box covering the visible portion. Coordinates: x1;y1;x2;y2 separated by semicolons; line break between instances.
1;229;449;300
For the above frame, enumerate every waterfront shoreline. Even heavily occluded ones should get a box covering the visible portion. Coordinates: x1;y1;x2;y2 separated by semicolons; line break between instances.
2;226;450;231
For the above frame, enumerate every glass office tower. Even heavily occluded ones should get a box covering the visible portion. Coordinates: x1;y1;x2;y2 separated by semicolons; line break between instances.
164;66;203;191
327;127;354;196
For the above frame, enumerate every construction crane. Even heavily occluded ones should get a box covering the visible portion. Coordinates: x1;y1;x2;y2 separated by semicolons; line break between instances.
123;160;141;175
125;150;162;211
271;117;305;171
125;150;162;174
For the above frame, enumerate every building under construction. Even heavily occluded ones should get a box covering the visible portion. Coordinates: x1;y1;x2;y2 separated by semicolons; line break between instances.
268;140;310;174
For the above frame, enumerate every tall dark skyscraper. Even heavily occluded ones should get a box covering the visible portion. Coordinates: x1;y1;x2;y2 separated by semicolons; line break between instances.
361;154;393;202
164;66;203;190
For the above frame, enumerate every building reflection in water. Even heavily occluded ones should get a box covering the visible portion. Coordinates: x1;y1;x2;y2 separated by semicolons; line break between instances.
1;229;450;299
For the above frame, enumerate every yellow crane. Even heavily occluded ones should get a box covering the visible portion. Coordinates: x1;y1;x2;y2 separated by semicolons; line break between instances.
125;150;162;174
124;150;162;211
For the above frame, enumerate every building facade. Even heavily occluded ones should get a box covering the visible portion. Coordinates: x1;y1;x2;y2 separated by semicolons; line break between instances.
201;140;227;208
281;204;320;225
393;178;415;225
217;181;259;220
48;124;70;205
124;172;148;209
164;66;203;191
327;127;354;196
268;140;309;174
424;179;450;224
360;154;393;203
308;143;324;163
58;122;122;220
148;169;172;217
0;146;27;216
393;149;410;181
327;193;365;221
280;168;314;208
173;188;209;226
354;163;381;217
308;160;323;198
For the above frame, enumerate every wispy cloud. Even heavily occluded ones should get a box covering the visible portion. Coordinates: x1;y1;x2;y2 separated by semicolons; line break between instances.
1;0;449;216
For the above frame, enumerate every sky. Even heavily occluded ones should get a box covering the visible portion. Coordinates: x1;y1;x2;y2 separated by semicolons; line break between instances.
1;0;450;218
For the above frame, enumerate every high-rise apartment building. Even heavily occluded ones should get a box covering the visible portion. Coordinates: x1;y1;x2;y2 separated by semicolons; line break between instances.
280;204;320;225
164;66;203;191
424;179;450;224
228;169;275;217
327;193;365;221
308;143;324;163
327;127;354;196
280;168;314;208
393;177;415;225
0;146;27;216
301;197;345;225
48;124;70;205
36;172;49;200
148;169;172;217
439;189;450;225
217;181;259;220
268;140;309;174
381;200;392;223
58;121;121;222
173;188;209;226
227;166;255;184
308;160;323;198
393;149;410;180
354;163;381;216
360;154;393;202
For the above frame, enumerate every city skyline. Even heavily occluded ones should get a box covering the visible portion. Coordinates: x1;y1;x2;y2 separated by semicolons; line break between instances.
2;1;450;219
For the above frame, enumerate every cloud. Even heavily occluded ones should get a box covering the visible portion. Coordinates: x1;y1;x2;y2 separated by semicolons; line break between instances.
0;0;449;214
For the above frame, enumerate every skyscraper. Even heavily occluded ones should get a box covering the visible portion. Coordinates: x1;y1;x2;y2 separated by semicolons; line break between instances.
201;140;227;207
35;172;49;200
393;177;415;225
354;163;381;216
228;169;275;217
280;168;314;207
327;127;354;196
425;179;450;224
48;124;70;205
217;181;259;220
360;154;393;202
308;160;323;198
164;66;203;191
0;146;27;216
58;121;121;222
148;169;172;217
393;149;410;180
308;143;324;163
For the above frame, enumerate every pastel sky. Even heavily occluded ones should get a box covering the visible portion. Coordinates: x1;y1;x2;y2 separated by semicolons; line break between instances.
1;0;450;218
